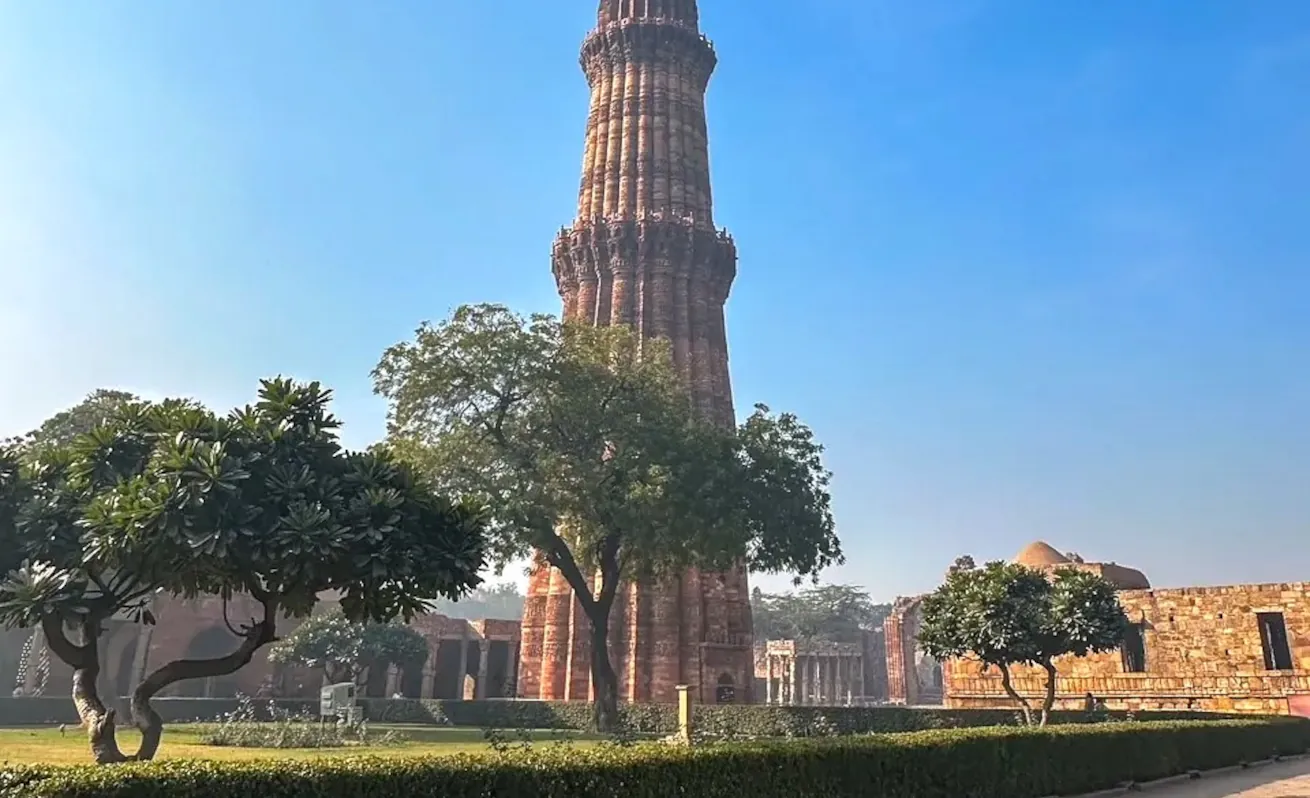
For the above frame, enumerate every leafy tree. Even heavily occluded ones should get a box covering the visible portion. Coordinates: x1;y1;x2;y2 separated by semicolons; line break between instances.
916;559;1128;726
373;304;842;731
0;378;485;763
751;584;890;644
268;609;428;685
11;389;142;452
948;555;976;575
431;581;525;620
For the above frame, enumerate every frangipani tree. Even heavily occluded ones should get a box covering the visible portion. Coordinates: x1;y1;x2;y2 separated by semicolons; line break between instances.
269;609;428;685
917;559;1128;725
0;378;485;763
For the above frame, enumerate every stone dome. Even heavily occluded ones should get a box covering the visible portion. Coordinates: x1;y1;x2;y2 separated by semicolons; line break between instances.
1010;541;1151;590
1013;541;1071;568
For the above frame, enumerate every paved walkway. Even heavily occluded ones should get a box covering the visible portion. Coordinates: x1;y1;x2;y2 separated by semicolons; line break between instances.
1129;758;1310;798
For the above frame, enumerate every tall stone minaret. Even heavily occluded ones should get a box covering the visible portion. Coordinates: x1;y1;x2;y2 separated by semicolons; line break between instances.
516;0;754;705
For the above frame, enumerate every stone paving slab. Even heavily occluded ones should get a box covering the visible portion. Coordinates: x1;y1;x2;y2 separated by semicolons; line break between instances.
1119;758;1310;798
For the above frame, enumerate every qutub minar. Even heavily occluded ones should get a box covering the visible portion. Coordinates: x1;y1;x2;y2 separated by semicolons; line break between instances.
517;0;755;704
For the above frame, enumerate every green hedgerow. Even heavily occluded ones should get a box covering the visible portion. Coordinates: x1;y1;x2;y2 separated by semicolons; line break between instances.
4;719;1309;798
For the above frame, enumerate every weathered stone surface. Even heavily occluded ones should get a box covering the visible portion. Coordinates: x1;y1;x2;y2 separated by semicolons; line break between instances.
944;582;1310;714
519;0;755;706
884;596;943;706
11;596;522;703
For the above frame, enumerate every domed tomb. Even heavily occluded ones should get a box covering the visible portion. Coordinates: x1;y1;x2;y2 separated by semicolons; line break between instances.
1010;541;1150;590
1013;541;1072;568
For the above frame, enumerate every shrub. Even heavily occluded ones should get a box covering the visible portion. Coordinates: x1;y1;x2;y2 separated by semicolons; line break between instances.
191;696;403;750
5;719;1309;798
0;695;1252;734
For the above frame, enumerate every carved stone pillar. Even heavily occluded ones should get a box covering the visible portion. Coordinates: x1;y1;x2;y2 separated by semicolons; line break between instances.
765;655;774;704
457;634;471;701
475;639;490;699
510;639;522;698
420;659;436;699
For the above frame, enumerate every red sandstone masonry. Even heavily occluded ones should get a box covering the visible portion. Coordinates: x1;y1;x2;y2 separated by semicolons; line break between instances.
520;0;754;705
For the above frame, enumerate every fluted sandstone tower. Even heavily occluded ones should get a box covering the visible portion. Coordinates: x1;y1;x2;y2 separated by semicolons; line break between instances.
517;0;754;705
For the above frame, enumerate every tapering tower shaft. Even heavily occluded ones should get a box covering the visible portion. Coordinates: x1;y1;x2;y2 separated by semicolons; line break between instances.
517;0;754;706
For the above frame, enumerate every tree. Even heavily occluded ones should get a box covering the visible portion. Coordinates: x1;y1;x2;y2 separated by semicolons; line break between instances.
916;559;1128;726
751;584;890;644
11;389;142;452
0;378;485;763
431;581;525;620
268;609;428;685
373;304;842;731
948;555;976;575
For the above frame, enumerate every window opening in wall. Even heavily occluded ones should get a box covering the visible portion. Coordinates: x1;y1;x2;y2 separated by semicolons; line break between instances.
715;673;736;704
1120;624;1147;673
1257;612;1294;671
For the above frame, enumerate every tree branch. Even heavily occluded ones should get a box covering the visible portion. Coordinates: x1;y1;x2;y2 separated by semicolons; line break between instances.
220;595;242;637
997;662;1034;726
595;532;622;616
133;595;279;702
40;615;94;669
544;536;598;616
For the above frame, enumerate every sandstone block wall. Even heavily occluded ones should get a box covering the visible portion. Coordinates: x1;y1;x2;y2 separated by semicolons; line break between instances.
945;582;1310;714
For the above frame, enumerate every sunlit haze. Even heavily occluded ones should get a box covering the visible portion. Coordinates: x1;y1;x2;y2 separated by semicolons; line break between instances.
2;1;1307;601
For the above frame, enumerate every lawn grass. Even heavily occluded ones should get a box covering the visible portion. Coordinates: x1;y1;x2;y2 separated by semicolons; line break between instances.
0;724;602;766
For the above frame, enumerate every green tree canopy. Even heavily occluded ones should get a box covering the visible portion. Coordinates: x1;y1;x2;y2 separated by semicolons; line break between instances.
0;378;485;763
268;609;429;685
751;584;890;645
916;559;1128;725
9;389;142;452
431;581;525;620
373;304;842;729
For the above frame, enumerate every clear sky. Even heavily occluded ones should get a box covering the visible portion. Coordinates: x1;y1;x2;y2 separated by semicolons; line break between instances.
2;1;1307;603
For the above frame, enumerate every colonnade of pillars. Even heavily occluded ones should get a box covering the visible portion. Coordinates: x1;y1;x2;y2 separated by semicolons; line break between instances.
383;637;518;700
763;653;865;706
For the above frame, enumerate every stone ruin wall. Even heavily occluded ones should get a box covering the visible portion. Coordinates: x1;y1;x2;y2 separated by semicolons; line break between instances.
5;594;523;704
945;582;1310;714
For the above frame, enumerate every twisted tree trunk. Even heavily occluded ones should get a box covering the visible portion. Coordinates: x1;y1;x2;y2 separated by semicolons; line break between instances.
996;662;1034;726
42;596;279;764
1039;659;1059;727
40;616;134;764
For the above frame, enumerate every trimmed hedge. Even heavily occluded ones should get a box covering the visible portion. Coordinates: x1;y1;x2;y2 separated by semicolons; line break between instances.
5;719;1309;798
0;695;1247;734
367;698;1247;736
0;698;319;727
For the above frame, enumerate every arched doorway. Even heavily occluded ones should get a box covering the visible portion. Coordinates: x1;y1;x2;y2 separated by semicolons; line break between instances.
715;673;736;704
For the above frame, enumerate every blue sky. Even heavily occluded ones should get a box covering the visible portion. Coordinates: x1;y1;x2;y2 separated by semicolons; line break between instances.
2;1;1307;602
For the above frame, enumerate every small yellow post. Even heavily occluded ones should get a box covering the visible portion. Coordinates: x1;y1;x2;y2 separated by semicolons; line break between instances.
676;684;693;743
